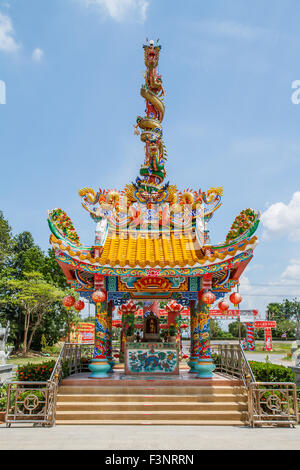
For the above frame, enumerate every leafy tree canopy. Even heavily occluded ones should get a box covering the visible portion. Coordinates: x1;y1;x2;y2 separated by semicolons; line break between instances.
0;210;76;353
0;211;13;270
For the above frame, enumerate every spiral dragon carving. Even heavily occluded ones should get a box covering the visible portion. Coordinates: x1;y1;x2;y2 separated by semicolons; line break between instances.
134;39;168;203
74;41;227;240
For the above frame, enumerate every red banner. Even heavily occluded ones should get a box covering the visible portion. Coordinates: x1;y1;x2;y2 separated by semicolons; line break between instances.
71;323;94;343
209;309;259;319
254;321;276;329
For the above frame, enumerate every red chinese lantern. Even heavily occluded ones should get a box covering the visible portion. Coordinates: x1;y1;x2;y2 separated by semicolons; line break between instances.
229;292;243;306
92;290;106;304
180;324;188;329
62;295;75;308
201;291;216;305
74;300;85;312
218;300;229;311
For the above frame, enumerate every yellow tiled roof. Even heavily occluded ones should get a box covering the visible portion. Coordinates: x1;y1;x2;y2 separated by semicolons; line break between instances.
50;232;258;269
100;232;201;268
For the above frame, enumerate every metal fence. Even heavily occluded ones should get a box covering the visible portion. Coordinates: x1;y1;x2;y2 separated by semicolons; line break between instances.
5;343;93;427
212;343;299;427
4;342;299;427
211;343;254;387
249;382;298;427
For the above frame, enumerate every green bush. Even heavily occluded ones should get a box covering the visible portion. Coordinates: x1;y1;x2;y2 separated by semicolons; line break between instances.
0;385;8;412
16;360;69;382
212;353;221;366
168;324;177;336
42;344;61;356
249;361;295;383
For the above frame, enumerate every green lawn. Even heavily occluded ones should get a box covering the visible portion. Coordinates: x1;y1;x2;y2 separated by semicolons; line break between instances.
7;355;58;367
246;342;292;355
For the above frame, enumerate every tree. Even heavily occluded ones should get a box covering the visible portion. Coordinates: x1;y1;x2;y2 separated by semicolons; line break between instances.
0;211;80;353
42;249;68;289
10;232;45;279
210;319;224;339
0;211;13;272
0;272;66;355
228;321;246;339
267;299;300;339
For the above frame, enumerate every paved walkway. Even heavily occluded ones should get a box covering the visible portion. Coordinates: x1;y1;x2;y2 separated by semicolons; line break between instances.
1;424;299;450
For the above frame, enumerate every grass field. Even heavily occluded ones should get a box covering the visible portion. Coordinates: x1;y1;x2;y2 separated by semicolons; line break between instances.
246;342;292;355
7;355;58;367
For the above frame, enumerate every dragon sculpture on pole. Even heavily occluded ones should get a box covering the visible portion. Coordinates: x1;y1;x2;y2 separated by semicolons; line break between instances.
134;39;167;199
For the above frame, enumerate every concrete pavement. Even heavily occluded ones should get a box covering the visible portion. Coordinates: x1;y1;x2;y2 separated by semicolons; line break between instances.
1;424;300;450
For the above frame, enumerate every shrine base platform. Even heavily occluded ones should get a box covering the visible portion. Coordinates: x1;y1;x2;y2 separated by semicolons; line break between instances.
56;370;248;426
60;370;240;386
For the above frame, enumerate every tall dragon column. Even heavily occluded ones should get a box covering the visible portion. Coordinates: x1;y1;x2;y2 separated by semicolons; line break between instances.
194;301;216;378
188;300;199;373
106;301;115;372
89;299;110;378
134;39;167;198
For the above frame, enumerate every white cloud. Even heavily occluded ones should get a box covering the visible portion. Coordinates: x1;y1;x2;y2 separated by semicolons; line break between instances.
83;0;148;23
236;273;300;316
281;258;300;281
261;192;300;241
32;47;44;62
0;11;20;53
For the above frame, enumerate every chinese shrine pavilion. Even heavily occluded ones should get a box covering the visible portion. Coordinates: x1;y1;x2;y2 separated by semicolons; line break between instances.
48;40;260;379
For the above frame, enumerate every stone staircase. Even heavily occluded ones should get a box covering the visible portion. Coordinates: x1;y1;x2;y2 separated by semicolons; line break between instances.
56;379;249;426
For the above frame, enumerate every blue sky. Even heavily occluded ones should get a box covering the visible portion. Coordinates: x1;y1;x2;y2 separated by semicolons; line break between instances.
1;0;300;317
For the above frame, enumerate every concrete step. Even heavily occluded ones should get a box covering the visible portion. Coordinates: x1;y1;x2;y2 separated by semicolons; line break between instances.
56;419;246;426
60;378;243;387
57;393;248;403
58;386;246;396
55;410;248;421
56;401;248;412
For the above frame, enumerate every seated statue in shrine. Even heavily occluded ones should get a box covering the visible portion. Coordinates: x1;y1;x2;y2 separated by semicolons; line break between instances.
143;312;160;342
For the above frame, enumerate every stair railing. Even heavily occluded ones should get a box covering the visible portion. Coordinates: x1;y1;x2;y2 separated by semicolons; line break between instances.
5;342;93;427
212;343;299;427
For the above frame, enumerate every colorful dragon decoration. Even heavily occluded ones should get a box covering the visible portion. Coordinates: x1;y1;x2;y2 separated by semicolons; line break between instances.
48;40;260;266
134;39;167;200
76;40;225;237
225;208;260;243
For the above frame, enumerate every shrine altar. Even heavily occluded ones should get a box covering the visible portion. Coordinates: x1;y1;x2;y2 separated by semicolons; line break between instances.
125;342;179;375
